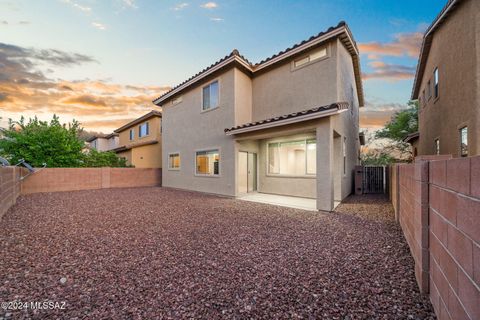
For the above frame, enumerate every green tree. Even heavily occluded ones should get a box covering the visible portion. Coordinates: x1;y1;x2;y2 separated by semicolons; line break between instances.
0;115;84;167
82;149;129;167
376;100;418;141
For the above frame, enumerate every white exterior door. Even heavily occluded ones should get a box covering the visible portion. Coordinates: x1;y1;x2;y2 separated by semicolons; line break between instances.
238;152;257;194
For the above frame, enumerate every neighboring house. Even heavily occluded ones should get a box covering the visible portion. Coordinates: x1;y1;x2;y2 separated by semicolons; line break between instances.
411;0;479;157
153;21;364;211
403;131;420;157
113;111;162;168
87;133;119;151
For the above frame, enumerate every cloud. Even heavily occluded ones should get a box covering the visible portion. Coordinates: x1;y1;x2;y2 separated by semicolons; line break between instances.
360;100;407;129
358;32;423;59
200;2;217;9
91;22;106;30
210;17;224;22
121;0;137;8
60;0;92;13
173;3;189;11
0;42;170;132
362;61;416;81
1;20;30;25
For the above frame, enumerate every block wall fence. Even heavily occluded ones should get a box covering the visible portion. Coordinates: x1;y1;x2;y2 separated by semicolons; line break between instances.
390;155;479;320
0;167;162;219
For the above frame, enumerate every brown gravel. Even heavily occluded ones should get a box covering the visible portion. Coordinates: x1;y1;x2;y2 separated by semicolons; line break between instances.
0;188;435;319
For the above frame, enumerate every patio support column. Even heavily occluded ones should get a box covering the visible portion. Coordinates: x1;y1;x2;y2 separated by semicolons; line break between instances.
316;120;334;211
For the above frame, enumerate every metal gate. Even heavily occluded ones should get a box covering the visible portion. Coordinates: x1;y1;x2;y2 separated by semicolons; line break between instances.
362;166;386;194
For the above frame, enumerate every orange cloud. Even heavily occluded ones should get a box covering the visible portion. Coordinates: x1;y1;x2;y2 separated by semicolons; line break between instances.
360;101;407;129
359;32;423;59
0;42;169;132
362;60;416;81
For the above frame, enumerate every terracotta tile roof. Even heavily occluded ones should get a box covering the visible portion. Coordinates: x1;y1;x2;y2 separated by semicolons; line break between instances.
411;0;464;99
113;139;159;153
403;131;420;143
153;21;364;106
224;102;349;134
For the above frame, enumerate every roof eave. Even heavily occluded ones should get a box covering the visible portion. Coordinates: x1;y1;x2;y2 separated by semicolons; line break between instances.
225;108;346;136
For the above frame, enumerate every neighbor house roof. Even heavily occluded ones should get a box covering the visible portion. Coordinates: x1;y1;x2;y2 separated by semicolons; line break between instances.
403;131;420;143
86;134;107;143
224;102;349;135
153;21;364;107
114;110;162;133
411;0;464;99
113;140;159;153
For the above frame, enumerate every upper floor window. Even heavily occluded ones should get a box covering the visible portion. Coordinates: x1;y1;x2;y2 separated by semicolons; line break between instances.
434;68;439;98
139;122;149;138
293;47;327;69
460;126;468;157
202;81;219;111
435;139;440;155
422;90;426;106
129;129;134;141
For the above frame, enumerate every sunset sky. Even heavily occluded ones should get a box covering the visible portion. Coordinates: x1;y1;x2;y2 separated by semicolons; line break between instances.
0;0;445;133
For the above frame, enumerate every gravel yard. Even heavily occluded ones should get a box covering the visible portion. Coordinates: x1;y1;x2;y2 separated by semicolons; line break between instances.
0;188;434;319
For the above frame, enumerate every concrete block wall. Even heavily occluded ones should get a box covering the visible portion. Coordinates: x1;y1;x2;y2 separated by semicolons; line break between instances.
428;157;479;320
392;155;480;320
0;167;24;219
398;161;430;293
20;168;162;194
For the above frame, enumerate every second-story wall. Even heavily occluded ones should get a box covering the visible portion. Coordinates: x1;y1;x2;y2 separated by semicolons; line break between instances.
162;68;237;196
251;40;338;121
418;0;479;157
118;116;162;146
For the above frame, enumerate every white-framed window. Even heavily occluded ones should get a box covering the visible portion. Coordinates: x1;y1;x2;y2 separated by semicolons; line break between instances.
196;149;220;175
91;140;97;149
139;122;149;138
343;137;347;175
293;47;327;69
460;126;468;157
129;129;134;141
268;139;316;176
435;139;440;155
433;68;439;98
202;80;219;111
168;153;180;170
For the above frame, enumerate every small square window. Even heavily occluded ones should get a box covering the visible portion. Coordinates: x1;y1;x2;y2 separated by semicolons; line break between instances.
168;153;180;170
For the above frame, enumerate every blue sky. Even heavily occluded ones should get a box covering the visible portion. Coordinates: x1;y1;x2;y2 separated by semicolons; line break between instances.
0;0;445;131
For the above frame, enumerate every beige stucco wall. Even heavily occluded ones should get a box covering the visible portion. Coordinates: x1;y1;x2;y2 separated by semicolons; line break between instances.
417;0;479;157
131;143;162;168
90;138;109;151
161;68;237;196
331;39;361;200
116;115;162;168
251;40;338;121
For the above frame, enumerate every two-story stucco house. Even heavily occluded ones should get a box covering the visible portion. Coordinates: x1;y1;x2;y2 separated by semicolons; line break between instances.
411;0;480;157
153;22;364;211
113;110;163;168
